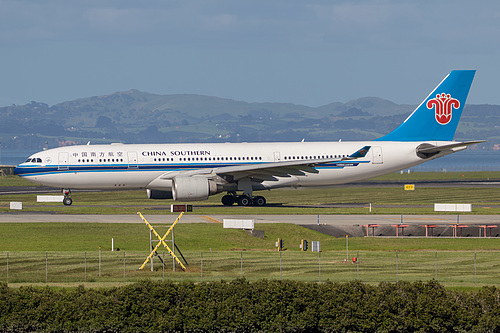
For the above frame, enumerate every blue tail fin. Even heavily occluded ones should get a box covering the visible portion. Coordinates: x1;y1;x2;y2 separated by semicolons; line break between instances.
376;70;476;141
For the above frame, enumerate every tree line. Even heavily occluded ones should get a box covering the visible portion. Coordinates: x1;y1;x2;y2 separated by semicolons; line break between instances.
0;279;499;332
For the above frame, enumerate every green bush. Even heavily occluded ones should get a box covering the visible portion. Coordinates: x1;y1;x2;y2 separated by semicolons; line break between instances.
0;280;499;332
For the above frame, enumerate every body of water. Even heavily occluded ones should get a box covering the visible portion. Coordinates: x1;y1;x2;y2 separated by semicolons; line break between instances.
0;149;38;166
410;149;500;172
1;148;498;171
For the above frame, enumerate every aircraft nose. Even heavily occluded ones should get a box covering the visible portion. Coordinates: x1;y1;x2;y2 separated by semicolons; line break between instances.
13;165;23;175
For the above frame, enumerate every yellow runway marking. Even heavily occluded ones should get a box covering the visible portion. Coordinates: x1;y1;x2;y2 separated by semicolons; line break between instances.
200;216;222;224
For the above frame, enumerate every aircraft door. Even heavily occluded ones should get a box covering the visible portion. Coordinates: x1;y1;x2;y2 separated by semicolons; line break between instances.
273;152;281;162
372;146;383;164
58;152;69;170
127;151;139;169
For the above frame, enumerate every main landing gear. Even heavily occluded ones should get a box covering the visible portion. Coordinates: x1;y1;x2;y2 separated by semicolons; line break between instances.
62;189;72;206
221;192;267;207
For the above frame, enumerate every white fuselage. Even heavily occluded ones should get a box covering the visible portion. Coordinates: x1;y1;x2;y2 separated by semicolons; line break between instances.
15;140;454;192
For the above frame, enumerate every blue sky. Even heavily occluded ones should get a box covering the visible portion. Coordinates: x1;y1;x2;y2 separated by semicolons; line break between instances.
1;0;499;107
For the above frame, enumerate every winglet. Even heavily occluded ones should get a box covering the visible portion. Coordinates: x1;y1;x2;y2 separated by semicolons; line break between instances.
343;146;371;160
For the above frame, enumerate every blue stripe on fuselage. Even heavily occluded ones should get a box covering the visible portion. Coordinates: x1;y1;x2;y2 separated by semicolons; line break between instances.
14;160;369;177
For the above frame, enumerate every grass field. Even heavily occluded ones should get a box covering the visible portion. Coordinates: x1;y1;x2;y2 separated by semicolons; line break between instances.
2;171;500;214
0;223;499;288
371;170;500;181
1;172;500;288
2;187;500;214
3;223;500;252
3;250;499;288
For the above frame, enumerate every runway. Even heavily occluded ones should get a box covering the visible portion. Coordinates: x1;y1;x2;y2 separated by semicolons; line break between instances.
2;213;499;238
1;213;499;225
1;178;500;197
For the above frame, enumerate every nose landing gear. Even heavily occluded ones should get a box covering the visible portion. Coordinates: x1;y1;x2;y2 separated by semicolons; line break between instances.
62;189;72;206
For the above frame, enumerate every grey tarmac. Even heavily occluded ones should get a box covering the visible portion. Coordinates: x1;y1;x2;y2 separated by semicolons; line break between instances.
1;213;500;226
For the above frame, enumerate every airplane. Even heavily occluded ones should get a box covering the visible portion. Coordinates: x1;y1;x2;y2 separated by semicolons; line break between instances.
14;70;484;206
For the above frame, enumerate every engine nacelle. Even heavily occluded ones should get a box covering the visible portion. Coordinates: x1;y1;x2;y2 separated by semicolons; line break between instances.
172;176;221;201
147;189;173;200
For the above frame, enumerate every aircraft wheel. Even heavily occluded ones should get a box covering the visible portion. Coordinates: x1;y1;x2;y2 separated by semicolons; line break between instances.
221;194;235;206
237;195;251;206
63;197;73;206
253;196;266;206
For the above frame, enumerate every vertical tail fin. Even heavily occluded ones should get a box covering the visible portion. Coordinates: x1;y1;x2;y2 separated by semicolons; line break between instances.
376;70;476;141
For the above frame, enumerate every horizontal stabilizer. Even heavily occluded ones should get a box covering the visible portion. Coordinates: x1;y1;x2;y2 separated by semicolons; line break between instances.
416;140;486;158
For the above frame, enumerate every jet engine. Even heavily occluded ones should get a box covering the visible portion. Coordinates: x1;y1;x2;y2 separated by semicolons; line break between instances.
172;176;222;201
147;189;173;199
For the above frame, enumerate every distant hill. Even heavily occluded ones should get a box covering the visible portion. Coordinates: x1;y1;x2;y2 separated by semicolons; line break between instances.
0;90;498;151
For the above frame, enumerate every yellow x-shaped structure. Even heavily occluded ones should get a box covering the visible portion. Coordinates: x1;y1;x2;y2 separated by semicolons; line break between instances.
138;211;186;271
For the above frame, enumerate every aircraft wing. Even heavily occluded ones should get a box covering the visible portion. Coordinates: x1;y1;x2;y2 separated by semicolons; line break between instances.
213;145;370;181
156;146;371;182
416;140;486;158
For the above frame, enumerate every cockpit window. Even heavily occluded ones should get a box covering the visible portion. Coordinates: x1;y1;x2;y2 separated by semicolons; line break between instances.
28;158;42;163
25;158;32;163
